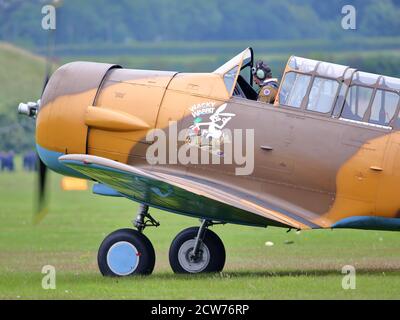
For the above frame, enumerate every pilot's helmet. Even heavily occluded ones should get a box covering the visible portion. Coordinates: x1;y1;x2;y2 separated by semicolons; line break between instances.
252;60;272;81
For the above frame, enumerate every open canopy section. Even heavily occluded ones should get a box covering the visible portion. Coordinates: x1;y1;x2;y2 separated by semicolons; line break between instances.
213;48;253;97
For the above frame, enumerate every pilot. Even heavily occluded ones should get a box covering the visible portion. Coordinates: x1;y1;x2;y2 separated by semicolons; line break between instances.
252;60;279;104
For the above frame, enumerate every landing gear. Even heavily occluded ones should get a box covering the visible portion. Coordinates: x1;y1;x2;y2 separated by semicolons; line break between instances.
169;220;226;274
97;205;226;276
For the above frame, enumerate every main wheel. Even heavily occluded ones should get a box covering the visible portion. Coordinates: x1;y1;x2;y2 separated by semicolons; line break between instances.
98;228;155;277
169;227;225;274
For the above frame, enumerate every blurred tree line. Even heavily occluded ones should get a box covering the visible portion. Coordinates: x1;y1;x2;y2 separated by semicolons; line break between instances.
0;0;399;46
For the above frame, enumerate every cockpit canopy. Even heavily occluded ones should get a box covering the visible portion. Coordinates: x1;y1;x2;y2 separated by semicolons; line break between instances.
278;56;400;128
214;50;400;128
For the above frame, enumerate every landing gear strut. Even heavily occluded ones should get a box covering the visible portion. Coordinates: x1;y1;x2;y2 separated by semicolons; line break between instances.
189;219;211;262
169;219;226;274
134;204;160;233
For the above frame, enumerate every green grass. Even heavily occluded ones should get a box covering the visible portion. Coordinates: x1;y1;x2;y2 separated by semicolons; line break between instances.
0;158;399;299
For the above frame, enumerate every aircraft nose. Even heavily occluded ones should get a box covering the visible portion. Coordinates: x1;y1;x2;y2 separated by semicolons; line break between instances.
36;61;120;154
34;62;123;175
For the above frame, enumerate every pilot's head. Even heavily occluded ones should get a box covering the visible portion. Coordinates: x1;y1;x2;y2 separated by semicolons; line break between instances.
252;60;272;86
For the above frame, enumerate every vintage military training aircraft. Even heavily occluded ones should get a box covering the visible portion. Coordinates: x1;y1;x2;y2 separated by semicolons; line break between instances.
18;48;400;276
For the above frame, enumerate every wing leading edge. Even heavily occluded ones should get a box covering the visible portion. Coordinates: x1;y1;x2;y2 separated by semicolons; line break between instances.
59;154;320;229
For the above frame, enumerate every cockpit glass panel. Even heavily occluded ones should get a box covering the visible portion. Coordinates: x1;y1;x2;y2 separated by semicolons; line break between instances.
279;72;311;108
342;85;373;121
307;77;339;113
223;66;239;95
369;90;399;126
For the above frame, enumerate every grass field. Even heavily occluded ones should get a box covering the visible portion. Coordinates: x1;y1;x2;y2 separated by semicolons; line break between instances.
0;159;399;300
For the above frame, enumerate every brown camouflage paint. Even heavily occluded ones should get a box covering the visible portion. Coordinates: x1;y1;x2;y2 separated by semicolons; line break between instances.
37;61;400;229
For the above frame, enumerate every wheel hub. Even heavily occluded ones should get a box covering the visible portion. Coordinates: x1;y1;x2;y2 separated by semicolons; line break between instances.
188;248;203;263
106;241;139;276
178;239;210;273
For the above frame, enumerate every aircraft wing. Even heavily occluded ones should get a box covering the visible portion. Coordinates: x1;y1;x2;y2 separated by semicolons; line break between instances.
59;154;320;229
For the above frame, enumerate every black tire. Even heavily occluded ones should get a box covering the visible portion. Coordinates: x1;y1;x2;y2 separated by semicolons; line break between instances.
98;228;155;277
169;227;225;274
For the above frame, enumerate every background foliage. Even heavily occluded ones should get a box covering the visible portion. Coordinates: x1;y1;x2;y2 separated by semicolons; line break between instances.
1;0;400;45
